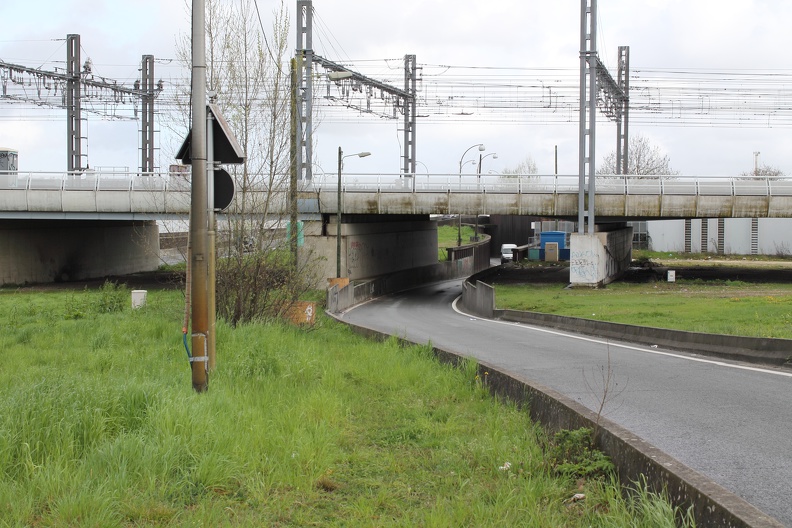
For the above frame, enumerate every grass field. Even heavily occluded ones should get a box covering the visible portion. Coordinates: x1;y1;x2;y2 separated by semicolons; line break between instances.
0;284;690;526
437;224;476;261
495;280;792;338
494;252;792;339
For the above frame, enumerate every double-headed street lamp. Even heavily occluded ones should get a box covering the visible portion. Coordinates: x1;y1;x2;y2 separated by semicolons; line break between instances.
459;143;485;175
477;152;498;178
474;152;497;240
458;144;485;246
337;147;371;278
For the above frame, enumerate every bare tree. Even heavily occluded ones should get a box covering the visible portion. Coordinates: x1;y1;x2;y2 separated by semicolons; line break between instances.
501;155;538;176
174;0;318;325
739;164;784;178
597;133;679;176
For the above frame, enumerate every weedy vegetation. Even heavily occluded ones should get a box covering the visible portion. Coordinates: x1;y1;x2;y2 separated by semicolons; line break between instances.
0;284;693;526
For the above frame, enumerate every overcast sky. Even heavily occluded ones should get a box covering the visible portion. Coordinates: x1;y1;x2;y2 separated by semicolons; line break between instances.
2;0;791;177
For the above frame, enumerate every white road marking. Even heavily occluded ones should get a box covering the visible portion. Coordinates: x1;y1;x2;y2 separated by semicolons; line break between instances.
452;297;792;379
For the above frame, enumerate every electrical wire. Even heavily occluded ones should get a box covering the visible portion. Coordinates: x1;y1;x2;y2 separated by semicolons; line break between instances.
4;41;792;128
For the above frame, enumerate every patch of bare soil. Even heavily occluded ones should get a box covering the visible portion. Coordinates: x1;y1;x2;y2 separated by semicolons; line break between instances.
488;261;792;285
9;271;185;292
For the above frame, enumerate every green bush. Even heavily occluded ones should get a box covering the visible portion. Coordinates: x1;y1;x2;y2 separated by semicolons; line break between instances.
96;281;129;314
546;427;614;480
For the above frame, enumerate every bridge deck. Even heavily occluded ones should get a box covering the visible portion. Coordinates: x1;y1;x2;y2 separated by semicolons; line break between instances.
2;171;792;219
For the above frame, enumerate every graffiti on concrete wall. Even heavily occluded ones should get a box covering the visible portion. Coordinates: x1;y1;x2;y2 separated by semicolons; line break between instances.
570;249;599;282
348;240;368;271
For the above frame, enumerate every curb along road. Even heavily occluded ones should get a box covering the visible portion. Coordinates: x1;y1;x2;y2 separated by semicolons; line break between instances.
336;279;789;527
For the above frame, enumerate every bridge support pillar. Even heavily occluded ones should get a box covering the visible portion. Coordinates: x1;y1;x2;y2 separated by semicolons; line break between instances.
301;215;438;286
0;220;160;285
570;225;633;287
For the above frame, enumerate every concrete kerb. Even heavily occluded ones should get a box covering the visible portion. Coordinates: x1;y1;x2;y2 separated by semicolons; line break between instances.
496;310;792;367
327;312;784;528
460;267;792;368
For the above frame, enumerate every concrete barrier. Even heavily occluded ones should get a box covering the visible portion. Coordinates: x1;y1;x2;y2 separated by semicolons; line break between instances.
459;280;495;319
458;268;791;367
332;316;783;528
496;310;792;367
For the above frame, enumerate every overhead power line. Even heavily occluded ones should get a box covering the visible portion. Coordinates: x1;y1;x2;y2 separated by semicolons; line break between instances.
4;52;792;128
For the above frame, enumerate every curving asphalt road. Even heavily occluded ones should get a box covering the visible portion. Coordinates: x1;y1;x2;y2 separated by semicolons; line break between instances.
340;279;792;526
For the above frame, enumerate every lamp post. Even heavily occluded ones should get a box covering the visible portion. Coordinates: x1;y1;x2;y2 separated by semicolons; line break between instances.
459;143;485;175
477;152;498;180
475;153;497;241
458;144;485;247
411;161;430;192
337;147;371;278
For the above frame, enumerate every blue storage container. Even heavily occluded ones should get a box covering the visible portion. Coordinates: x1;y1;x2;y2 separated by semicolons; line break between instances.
540;231;567;250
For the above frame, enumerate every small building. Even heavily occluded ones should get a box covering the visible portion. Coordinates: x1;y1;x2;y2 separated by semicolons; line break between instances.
635;219;792;256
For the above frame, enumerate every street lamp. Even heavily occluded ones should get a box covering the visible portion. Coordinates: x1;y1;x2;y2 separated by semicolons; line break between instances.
477;152;498;179
475;153;497;241
337;147;371;278
459;159;477;172
458;144;485;247
459;143;485;174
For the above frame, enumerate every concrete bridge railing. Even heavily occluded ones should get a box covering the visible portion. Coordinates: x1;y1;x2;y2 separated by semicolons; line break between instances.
5;171;792;219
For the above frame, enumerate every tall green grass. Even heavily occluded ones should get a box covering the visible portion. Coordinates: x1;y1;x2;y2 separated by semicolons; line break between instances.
0;286;691;526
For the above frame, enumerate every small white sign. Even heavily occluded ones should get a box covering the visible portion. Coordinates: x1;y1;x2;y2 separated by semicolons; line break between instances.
667;270;676;282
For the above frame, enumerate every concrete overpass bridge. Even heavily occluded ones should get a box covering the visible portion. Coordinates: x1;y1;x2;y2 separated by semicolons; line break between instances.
3;170;792;285
3;171;792;219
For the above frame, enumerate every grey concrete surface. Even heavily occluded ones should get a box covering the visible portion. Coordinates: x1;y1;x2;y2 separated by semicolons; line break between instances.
341;280;792;526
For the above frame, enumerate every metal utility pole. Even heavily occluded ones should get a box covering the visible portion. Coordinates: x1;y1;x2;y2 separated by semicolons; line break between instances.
290;58;300;272
337;146;343;278
403;54;417;177
579;0;629;233
296;0;313;182
578;0;597;234
141;55;156;173
206;107;217;373
190;0;209;392
616;46;630;176
66;34;83;172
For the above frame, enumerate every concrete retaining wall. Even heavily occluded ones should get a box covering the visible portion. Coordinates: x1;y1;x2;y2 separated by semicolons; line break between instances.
334;318;783;528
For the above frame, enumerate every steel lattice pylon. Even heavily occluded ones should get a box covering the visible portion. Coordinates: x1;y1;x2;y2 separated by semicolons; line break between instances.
578;0;629;233
295;0;416;180
0;35;160;173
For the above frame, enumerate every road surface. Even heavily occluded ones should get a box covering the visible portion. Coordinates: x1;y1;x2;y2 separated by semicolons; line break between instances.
341;279;792;525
